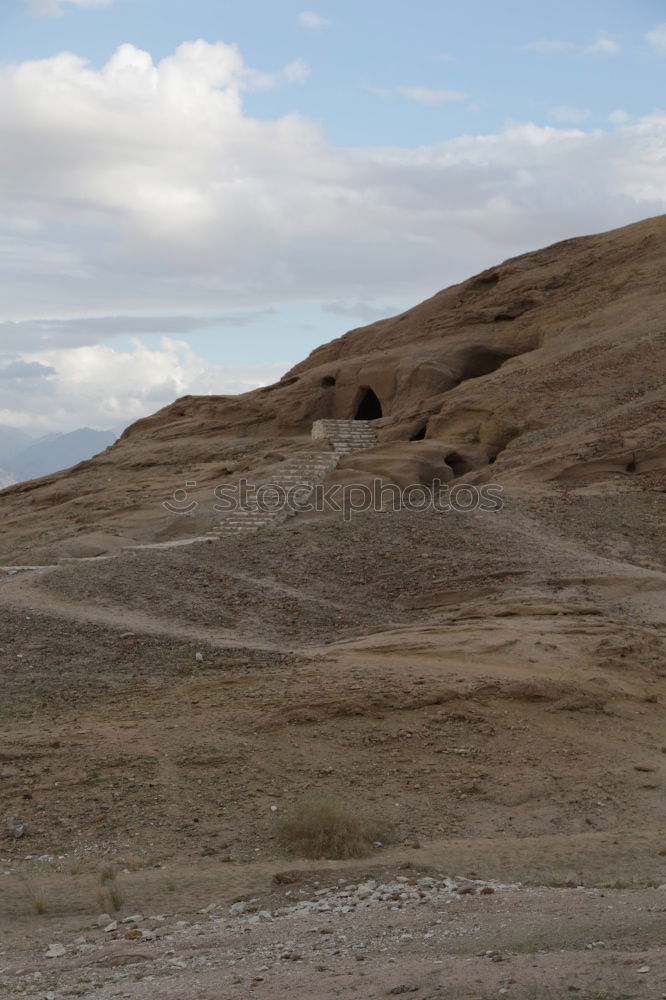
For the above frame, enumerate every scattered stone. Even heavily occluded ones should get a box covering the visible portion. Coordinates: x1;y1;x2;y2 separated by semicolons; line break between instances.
5;817;27;839
638;966;651;974
45;943;66;959
229;901;247;917
104;920;118;932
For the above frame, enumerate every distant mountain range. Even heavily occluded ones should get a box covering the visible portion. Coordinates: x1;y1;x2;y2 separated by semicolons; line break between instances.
0;425;119;486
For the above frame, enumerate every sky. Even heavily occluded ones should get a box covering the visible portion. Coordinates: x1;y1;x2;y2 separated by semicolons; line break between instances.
0;0;664;434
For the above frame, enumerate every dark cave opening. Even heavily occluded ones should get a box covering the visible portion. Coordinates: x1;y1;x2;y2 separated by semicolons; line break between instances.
444;451;472;477
457;345;515;381
354;387;383;421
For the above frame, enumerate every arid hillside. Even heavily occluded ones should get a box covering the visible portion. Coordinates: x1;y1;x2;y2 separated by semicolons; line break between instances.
0;214;664;564
1;218;665;997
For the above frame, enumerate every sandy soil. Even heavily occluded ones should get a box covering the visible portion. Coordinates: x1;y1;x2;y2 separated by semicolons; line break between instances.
1;490;665;998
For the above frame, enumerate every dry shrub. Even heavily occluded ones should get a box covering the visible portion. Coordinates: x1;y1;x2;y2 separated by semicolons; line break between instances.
96;868;125;912
23;881;48;915
276;792;390;860
99;865;115;885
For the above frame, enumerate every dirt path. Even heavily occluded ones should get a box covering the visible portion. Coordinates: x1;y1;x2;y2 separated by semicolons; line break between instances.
0;570;294;653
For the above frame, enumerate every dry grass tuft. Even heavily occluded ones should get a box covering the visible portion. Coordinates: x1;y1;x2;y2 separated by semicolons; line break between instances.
276;792;391;860
23;881;48;915
96;868;125;912
99;865;116;885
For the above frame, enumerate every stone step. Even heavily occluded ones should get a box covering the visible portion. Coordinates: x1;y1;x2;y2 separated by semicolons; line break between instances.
210;420;379;538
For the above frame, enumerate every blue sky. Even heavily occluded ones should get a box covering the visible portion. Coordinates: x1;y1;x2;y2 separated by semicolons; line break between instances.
0;0;664;433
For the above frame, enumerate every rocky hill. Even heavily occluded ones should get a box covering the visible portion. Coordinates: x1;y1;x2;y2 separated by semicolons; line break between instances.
0;214;664;563
1;217;665;998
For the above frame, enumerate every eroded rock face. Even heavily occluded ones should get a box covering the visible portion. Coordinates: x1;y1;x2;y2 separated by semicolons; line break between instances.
1;215;665;561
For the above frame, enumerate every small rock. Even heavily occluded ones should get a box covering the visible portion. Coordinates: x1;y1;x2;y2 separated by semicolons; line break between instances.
122;914;144;923
229;901;247;916
195;652;204;662
5;818;27;839
45;943;66;959
638;966;651;974
389;987;419;995
103;920;118;932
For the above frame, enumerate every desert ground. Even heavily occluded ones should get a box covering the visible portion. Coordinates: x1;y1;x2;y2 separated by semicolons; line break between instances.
1;484;665;999
2;218;666;997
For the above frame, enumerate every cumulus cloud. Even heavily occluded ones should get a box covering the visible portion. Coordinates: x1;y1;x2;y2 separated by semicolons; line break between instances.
647;24;666;54
0;39;665;430
0;339;289;432
0;360;56;379
397;86;468;105
298;11;330;30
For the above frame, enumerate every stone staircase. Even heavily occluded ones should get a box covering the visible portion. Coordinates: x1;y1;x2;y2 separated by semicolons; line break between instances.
214;419;377;537
312;419;377;456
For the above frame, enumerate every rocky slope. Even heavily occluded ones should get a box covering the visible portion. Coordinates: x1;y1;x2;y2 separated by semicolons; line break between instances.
1;215;665;563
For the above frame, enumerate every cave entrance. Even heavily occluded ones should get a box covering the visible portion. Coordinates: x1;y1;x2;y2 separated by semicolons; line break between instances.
445;451;472;477
457;345;515;381
354;387;383;421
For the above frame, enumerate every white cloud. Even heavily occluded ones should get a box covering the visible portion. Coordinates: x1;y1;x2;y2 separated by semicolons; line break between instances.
397;86;468;105
524;34;620;56
0;339;289;432
584;36;620;56
298;11;330;30
549;106;592;124
646;23;666;54
0;40;665;430
608;109;630;124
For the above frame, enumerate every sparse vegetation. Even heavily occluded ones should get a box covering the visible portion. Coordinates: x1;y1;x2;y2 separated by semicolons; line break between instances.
99;865;115;885
275;792;391;860
96;868;125;911
23;882;48;915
